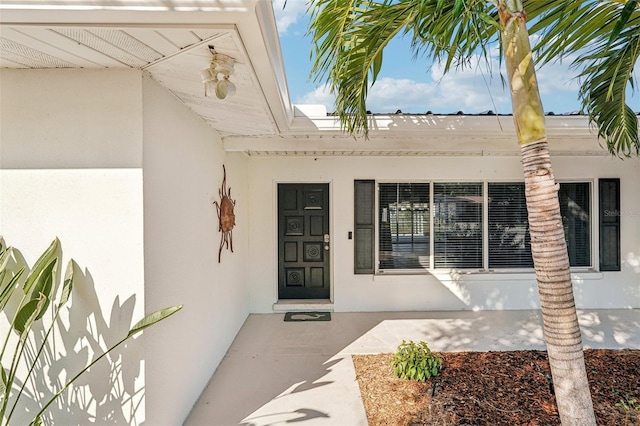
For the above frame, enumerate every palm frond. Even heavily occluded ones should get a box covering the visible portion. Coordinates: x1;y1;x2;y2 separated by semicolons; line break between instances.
308;0;414;135
526;0;640;156
308;0;500;136
408;0;499;72
579;29;640;156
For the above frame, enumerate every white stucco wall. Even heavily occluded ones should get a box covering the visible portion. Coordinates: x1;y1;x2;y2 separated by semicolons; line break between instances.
0;69;251;425
141;75;249;425
0;69;146;424
247;151;640;313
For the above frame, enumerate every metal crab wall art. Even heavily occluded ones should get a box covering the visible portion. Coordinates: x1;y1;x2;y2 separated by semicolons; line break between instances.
213;165;236;263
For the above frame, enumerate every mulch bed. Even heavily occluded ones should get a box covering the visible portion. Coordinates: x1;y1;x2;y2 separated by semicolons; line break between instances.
353;349;640;425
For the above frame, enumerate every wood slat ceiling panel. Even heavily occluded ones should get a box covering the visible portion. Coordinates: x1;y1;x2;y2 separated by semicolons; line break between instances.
52;28;150;67
0;20;281;137
154;28;204;49
2;26;110;67
122;28;182;56
91;28;163;63
0;37;76;67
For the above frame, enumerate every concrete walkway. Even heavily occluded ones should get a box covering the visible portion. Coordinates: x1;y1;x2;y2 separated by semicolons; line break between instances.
184;309;640;426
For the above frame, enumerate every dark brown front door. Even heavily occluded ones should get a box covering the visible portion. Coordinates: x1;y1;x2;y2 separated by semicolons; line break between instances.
278;183;330;299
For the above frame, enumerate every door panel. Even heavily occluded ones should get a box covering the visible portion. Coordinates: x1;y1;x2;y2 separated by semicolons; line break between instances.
278;183;330;299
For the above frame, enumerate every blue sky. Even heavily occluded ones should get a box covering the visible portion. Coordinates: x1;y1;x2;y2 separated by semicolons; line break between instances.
273;1;638;115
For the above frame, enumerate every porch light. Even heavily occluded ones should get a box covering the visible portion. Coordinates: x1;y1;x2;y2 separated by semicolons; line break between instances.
201;47;236;100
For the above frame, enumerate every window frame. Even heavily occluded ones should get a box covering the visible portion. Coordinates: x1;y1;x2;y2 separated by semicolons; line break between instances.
371;179;596;275
375;180;433;274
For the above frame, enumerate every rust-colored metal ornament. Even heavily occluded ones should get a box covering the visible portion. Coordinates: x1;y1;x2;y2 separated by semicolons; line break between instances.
213;165;236;262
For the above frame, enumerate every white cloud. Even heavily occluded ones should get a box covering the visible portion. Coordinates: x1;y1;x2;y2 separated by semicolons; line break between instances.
425;53;514;113
294;53;586;114
273;0;307;35
367;78;437;113
534;54;582;96
296;84;336;109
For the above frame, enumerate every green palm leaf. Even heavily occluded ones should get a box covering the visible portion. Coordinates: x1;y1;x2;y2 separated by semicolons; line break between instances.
529;0;640;156
309;0;498;136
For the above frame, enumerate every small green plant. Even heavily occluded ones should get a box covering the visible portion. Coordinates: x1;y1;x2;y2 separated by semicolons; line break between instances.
612;388;640;425
0;238;182;425
617;396;639;411
615;393;640;424
391;340;443;381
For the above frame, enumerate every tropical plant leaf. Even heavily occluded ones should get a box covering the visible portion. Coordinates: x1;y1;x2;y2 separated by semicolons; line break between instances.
13;295;47;336
29;258;56;321
609;0;638;46
308;0;498;136
0;246;11;271
479;11;501;31
0;365;6;395
29;416;43;426
23;238;59;296
59;260;76;307
453;0;464;18
0;267;25;311
127;305;183;337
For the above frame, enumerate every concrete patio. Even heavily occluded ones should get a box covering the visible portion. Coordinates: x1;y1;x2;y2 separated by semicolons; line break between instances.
184;309;640;426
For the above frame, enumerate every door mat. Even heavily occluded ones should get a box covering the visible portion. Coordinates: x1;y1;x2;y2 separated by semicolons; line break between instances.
284;312;331;322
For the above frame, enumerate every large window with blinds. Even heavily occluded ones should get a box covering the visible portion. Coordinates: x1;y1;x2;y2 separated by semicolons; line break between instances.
355;180;596;273
487;182;591;269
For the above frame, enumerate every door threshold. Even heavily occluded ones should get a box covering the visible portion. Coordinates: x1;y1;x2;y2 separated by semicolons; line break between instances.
273;299;334;312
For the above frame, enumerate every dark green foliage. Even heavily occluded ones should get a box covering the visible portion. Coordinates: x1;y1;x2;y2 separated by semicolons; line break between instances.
391;340;443;382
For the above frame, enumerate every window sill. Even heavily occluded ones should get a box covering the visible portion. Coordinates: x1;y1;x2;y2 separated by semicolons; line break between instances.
373;269;604;281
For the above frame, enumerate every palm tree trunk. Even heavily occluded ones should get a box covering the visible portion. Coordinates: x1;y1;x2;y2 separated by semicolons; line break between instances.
499;2;596;424
521;141;595;425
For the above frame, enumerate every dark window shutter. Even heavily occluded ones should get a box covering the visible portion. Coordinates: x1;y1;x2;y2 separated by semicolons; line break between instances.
599;179;621;271
354;180;375;274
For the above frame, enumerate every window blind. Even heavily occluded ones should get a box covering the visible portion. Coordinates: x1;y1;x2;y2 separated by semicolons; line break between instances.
559;183;591;267
487;182;591;268
378;183;430;270
488;183;533;268
433;183;483;268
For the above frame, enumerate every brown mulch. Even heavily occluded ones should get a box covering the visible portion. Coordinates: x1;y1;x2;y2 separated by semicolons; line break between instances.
353;349;640;425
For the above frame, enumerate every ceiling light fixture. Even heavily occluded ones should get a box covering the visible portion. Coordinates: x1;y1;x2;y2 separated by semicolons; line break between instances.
201;45;236;100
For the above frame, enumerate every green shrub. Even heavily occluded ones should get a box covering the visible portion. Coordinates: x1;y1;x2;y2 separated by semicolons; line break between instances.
391;340;443;381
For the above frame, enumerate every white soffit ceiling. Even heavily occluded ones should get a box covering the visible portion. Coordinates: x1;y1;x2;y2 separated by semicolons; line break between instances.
0;0;293;137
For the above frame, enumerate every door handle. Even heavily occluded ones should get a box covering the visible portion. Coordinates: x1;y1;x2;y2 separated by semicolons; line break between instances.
324;234;330;250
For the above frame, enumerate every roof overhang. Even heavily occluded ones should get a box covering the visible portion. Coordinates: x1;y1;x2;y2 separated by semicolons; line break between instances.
0;0;293;136
224;111;612;157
